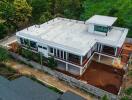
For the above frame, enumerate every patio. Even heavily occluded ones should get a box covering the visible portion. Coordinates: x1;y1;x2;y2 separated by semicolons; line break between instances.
79;60;125;95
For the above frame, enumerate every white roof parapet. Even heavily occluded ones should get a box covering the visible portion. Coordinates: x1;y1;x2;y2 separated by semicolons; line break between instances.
86;15;117;26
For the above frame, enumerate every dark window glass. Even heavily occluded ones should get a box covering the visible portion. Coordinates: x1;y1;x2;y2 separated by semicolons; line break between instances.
64;52;66;60
94;25;108;33
20;38;24;44
54;49;56;56
50;47;53;53
61;51;63;59
24;39;29;46
38;45;42;48
30;41;36;48
43;47;47;50
57;50;60;57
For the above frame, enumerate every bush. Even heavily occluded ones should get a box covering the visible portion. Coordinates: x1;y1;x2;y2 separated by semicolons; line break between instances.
124;87;132;95
0;24;7;39
47;56;57;69
0;47;9;62
120;96;131;100
101;95;109;100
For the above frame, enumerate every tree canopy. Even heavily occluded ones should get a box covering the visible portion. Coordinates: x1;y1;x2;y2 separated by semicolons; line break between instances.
0;0;132;38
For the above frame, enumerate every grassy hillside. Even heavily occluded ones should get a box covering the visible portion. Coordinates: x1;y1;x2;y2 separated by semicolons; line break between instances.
80;0;132;37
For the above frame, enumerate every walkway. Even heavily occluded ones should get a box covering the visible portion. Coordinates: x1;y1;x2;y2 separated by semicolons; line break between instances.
5;60;96;100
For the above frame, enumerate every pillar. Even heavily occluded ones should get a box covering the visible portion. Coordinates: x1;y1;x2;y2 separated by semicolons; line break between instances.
80;68;82;75
80;56;83;65
115;47;117;56
98;54;101;62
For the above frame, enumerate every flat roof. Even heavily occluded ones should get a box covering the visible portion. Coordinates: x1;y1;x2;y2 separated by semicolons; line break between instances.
16;17;128;56
86;15;117;26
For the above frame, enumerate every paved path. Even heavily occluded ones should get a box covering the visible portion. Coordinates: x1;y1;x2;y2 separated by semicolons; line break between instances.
0;35;17;47
6;60;97;100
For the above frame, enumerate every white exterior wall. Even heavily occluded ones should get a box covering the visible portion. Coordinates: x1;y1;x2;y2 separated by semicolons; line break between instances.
37;43;48;58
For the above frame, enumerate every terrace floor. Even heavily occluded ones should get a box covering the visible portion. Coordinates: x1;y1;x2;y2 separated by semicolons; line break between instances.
79;60;125;95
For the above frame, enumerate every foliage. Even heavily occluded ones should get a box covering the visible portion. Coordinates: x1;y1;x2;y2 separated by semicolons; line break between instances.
47;56;57;69
101;95;109;100
124;87;132;95
0;47;9;62
120;96;132;100
19;47;40;62
0;24;7;39
39;12;53;24
29;0;49;23
13;0;32;28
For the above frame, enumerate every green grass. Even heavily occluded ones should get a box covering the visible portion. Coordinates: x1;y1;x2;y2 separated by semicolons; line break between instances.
120;96;132;100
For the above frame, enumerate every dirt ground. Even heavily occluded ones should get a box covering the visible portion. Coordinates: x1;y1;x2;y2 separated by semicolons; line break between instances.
80;61;125;95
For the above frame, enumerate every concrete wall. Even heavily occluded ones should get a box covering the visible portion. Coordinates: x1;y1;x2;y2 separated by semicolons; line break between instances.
125;38;132;43
10;52;118;100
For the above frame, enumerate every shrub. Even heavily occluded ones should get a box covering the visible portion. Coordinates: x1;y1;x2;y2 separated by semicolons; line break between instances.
124;87;132;95
120;96;131;100
0;47;9;62
0;24;7;39
47;56;57;69
101;95;109;100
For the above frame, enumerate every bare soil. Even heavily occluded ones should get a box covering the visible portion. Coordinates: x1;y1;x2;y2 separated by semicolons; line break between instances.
80;61;125;95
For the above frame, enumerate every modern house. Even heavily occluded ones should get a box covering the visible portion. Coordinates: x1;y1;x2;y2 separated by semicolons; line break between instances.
16;15;128;75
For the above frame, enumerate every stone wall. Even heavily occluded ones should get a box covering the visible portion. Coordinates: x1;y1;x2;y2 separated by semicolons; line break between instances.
10;52;118;100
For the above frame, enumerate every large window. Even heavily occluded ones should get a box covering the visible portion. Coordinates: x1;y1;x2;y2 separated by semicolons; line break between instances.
94;25;109;33
24;39;29;46
30;41;37;49
49;47;53;53
20;38;24;44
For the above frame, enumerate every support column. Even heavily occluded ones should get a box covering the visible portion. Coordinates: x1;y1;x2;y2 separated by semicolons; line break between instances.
100;44;103;53
115;47;117;56
80;68;82;75
80;56;83;65
98;54;101;62
66;52;68;61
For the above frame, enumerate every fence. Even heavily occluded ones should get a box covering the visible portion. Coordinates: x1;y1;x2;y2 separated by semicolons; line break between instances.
10;52;118;100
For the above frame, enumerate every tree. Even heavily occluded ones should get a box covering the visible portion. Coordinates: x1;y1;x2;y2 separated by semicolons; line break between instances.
30;0;49;23
0;0;16;29
39;12;53;24
0;47;9;62
0;23;7;39
13;0;32;28
47;57;57;69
